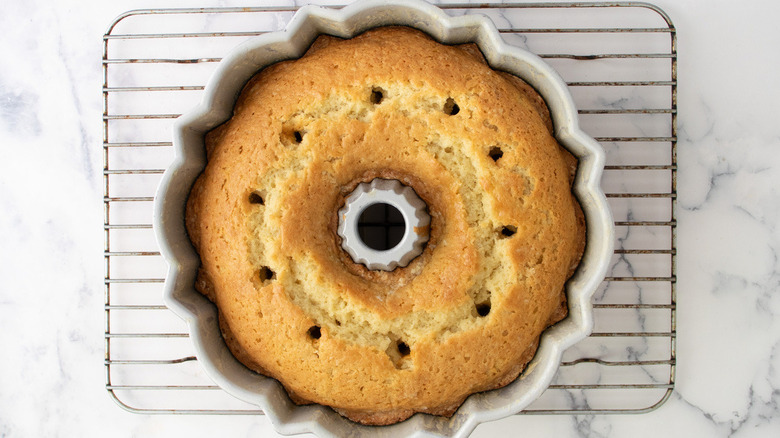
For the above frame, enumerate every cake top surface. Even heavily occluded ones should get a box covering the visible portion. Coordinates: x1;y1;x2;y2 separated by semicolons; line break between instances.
184;26;585;425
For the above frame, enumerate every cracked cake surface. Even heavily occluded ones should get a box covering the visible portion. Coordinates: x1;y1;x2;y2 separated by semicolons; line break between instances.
185;26;585;425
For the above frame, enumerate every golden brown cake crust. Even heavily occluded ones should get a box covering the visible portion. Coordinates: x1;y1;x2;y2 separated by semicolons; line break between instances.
185;26;585;425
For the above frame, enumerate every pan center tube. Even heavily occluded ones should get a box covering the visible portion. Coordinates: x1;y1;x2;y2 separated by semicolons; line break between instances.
337;178;430;271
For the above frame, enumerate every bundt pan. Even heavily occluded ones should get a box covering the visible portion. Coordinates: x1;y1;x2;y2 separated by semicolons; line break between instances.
154;0;614;436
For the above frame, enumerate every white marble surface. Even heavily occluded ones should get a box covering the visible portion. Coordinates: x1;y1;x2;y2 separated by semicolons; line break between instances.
1;0;779;436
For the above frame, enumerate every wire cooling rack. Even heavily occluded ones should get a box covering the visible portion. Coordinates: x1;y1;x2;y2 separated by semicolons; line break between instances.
103;1;677;416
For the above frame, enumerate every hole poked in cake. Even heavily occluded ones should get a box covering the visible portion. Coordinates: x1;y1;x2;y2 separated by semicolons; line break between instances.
385;336;412;369
248;191;265;205
473;290;492;318
476;298;492;318
499;225;517;238
258;266;275;283
307;325;322;340
488;146;504;162
476;302;491;317
370;86;385;104
280;125;305;147
443;97;460;115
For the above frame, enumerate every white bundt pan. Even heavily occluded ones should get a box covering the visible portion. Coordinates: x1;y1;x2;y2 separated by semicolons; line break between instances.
154;1;614;436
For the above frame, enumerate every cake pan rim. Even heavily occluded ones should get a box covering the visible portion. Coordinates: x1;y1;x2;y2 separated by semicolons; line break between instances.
153;1;614;436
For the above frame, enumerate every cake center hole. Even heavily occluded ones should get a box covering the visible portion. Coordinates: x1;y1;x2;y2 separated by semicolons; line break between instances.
357;203;405;251
338;178;430;271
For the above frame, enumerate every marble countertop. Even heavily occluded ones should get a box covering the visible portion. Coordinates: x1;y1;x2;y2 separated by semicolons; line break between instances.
1;0;779;436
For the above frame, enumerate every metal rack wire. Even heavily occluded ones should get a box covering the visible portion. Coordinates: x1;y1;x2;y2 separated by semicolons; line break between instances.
103;2;677;416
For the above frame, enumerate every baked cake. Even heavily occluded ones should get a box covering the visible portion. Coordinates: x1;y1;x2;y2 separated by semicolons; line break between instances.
185;26;585;425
